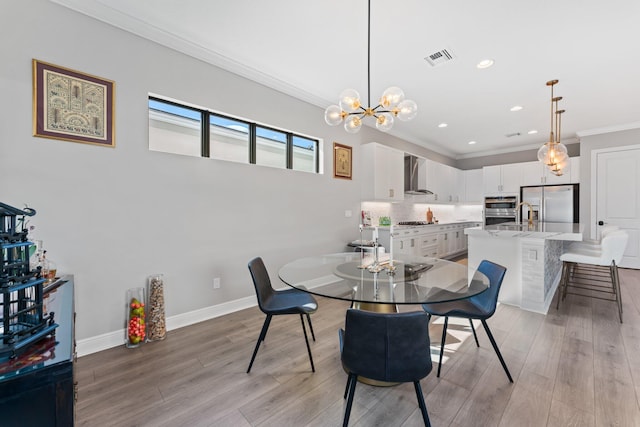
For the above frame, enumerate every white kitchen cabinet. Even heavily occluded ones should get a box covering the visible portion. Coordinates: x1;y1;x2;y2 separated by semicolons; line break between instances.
393;227;422;256
361;143;404;201
464;169;483;202
570;157;580;183
425;160;464;203
417;232;439;258
521;159;575;186
483;164;521;195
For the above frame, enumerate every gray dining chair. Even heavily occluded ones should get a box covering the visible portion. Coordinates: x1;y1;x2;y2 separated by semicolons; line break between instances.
422;260;512;382
339;309;433;426
246;257;318;373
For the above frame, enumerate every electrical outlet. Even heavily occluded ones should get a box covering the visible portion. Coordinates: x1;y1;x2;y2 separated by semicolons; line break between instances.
213;277;221;289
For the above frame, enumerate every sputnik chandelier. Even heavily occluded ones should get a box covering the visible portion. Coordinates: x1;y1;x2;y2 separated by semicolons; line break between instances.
324;0;417;133
537;79;568;176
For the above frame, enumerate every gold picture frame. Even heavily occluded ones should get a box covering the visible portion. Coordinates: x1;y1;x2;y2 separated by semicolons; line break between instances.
333;142;352;179
33;59;115;147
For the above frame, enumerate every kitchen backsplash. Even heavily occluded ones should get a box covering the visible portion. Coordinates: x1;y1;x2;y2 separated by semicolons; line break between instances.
361;201;483;225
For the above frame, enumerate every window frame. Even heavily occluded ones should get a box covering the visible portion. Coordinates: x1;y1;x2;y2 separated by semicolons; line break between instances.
149;96;320;173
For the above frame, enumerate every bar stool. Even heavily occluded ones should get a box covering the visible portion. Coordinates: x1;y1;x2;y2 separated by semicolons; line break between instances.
556;230;628;322
568;224;619;252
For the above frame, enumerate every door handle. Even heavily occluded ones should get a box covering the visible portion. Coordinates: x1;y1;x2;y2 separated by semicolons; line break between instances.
598;220;604;226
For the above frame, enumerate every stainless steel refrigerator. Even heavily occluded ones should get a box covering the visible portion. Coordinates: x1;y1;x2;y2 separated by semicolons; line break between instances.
520;184;579;223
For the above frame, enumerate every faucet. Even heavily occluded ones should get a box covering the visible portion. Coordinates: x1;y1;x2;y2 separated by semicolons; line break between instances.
516;201;534;226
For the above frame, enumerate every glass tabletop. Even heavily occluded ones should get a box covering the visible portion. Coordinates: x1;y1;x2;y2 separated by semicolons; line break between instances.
278;252;489;305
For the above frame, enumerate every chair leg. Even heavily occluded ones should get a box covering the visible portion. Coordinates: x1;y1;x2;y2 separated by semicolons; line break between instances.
556;261;569;310
612;262;623;323
343;373;358;427
306;313;316;341
413;381;432;427
343;373;352;399
480;319;513;383
436;317;448;377
247;314;272;373
469;319;479;347
299;314;315;372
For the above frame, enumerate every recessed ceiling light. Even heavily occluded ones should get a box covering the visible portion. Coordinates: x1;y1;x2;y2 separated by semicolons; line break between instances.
468;141;477;145
476;59;494;69
510;105;523;112
438;123;448;128
528;129;538;135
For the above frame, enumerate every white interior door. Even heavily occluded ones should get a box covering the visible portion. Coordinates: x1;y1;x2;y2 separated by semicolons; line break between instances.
594;147;640;268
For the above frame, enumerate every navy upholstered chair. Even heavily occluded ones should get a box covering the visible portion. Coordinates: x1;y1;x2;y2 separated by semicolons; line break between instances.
340;309;433;427
422;260;513;382
246;257;317;373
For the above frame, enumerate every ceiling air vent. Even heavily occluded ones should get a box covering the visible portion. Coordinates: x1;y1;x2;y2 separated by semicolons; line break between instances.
505;132;522;138
424;48;455;67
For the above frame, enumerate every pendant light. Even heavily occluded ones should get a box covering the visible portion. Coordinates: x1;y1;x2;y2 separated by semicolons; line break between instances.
324;0;417;133
537;80;568;172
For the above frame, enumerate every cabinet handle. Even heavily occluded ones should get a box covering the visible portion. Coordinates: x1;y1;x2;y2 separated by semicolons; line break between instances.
411;238;415;247
389;189;394;198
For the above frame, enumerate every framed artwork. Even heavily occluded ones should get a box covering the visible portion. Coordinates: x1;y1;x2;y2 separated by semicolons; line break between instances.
333;142;352;179
33;59;115;147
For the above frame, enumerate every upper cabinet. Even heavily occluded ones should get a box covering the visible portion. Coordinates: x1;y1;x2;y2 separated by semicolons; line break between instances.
424;160;464;203
521;159;574;186
361;142;404;202
570;157;580;183
483;164;521;195
464;169;483;202
521;157;579;186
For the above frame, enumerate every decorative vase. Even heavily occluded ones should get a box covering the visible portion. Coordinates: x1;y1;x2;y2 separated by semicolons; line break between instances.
146;274;166;341
125;287;146;348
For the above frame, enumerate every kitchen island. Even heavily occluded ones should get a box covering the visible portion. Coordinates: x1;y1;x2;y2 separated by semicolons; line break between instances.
465;222;583;314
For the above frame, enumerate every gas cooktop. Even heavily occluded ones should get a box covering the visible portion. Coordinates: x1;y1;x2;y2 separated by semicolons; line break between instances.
397;221;435;226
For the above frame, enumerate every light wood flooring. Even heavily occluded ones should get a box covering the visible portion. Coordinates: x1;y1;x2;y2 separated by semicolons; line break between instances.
76;267;640;426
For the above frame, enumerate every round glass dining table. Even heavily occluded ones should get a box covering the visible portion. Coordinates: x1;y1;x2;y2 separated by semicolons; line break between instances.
278;252;489;312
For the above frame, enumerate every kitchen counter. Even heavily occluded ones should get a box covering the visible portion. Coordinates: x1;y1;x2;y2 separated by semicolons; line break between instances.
466;221;583;240
465;222;583;314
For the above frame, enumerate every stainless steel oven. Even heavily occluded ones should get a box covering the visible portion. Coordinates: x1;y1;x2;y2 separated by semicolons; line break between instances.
484;196;517;225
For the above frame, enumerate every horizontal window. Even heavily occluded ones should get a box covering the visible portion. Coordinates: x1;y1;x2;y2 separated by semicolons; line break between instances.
148;97;320;173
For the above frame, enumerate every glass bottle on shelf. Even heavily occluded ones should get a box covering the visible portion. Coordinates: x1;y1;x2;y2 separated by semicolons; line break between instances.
146;274;166;341
125;287;146;348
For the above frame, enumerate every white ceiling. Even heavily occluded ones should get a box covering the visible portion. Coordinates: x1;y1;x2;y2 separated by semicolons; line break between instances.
53;0;640;159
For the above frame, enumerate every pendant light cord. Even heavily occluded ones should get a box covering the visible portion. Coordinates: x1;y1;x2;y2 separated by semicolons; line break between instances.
367;0;371;109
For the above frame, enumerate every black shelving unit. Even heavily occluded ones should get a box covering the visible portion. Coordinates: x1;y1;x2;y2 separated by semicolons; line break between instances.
0;202;57;359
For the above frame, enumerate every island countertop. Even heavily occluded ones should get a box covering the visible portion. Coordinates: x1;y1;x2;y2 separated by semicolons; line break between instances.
465;222;583;241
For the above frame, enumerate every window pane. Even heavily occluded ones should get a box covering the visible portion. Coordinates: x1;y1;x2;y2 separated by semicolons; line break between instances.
149;100;201;156
210;114;249;163
256;126;286;169
292;135;318;173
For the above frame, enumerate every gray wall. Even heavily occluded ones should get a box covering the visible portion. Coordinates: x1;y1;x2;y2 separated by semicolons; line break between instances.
0;0;428;344
456;142;580;170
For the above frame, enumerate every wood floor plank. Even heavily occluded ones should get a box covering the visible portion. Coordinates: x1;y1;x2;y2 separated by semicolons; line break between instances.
552;336;595;414
498;369;554;427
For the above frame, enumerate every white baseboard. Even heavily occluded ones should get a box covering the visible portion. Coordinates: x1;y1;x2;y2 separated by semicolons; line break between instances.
76;295;257;357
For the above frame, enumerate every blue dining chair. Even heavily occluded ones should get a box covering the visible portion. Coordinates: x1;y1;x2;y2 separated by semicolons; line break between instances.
422;260;513;382
246;257;318;373
339;309;433;427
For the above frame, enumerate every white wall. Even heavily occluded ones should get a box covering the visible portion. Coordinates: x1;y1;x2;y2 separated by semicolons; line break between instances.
1;0;423;349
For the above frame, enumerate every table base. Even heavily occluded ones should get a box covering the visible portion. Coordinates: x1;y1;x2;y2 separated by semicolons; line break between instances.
352;302;398;313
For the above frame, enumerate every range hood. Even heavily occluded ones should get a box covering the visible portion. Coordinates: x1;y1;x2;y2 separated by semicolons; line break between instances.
404;155;434;195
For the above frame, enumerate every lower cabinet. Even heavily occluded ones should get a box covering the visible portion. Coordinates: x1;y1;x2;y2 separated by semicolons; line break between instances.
390;223;472;260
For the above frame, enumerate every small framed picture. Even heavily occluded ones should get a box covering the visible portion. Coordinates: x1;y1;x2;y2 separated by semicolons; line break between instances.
333;142;352;180
33;59;115;147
